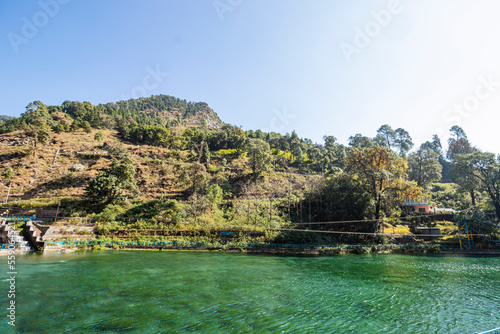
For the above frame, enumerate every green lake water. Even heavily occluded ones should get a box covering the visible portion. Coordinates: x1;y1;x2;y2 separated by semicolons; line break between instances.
0;250;499;333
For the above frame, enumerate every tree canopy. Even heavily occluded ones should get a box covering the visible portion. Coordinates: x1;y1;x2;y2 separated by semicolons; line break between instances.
246;138;273;175
407;146;442;189
346;146;423;219
86;153;139;202
453;151;500;219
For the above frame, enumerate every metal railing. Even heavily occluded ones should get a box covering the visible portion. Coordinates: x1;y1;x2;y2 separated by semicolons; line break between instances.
0;244;21;249
0;215;36;222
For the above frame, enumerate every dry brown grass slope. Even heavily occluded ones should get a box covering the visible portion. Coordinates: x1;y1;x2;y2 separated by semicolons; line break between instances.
0;129;208;201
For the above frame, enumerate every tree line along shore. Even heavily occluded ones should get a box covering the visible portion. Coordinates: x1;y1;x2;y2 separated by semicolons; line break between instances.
1;95;498;247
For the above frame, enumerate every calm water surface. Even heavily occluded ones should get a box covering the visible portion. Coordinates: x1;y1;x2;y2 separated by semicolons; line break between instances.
0;250;499;333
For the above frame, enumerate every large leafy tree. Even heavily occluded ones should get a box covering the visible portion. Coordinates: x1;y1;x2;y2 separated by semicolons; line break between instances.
447;125;474;160
407;146;442;189
24;101;50;119
310;173;371;222
289;130;301;160
450;125;467;141
448;137;474;160
452;157;481;207
447;126;479;203
323;135;336;151
246;138;272;175
23;101;52;156
346;146;423;219
453;151;500;218
307;145;324;173
24;118;51;150
375;125;413;157
376;124;396;150
422;134;451;181
300;173;376;242
430;182;470;210
208;124;246;151
393;128;413;158
421;134;443;157
348;133;373;148
86;154;139;202
322;135;346;171
206;184;223;209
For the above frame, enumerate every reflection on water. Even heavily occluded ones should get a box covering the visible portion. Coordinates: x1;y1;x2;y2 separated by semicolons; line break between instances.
0;250;498;333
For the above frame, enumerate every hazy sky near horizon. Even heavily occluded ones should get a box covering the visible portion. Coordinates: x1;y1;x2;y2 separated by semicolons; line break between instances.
2;0;500;153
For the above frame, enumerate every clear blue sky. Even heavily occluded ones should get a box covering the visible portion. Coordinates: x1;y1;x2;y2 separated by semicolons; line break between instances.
2;0;500;152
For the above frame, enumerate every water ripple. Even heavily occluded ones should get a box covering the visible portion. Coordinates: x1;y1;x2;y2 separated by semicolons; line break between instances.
1;252;499;333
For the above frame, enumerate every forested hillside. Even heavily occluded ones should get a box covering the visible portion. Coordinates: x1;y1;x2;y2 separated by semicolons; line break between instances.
0;95;222;135
0;96;498;244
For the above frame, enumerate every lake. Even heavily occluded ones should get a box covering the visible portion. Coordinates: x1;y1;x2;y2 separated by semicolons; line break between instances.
0;250;498;333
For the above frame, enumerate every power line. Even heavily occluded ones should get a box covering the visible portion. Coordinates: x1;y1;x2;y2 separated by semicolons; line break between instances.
180;221;415;237
292;213;454;225
265;227;411;236
293;219;381;225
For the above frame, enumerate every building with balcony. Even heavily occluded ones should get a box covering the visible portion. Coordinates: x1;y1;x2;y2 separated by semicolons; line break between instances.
403;198;431;214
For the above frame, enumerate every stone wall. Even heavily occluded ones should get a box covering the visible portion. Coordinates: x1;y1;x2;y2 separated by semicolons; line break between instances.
41;225;95;241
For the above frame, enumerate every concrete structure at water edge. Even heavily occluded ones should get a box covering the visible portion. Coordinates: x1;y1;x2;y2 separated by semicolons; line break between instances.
415;227;442;240
0;213;93;251
0;214;37;251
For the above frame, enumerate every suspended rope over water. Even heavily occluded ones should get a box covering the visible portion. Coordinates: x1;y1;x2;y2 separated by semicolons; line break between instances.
292;213;455;225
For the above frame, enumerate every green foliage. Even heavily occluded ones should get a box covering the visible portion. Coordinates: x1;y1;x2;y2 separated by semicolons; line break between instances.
447;126;474;161
375;125;413;157
0;115;14;121
112;95;220;122
430;183;469;209
394;128;414;158
453;151;500;219
118;123;173;147
96;203;127;222
305;173;371;223
208;125;246;151
201;143;210;166
124;198;184;222
180;162;210;194
451;154;481;206
376;124;396;149
421;134;443;158
9;96;500;247
348;134;373;148
423;132;450;182
24;116;52;150
0;197;68;210
459;208;499;235
200;117;207;128
346;145;423;219
94;131;104;142
246;138;272;175
4;169;13;179
206;184;223;208
52;122;65;133
0;95;222;138
83;121;92;133
273;149;293;161
95;220;123;235
213;149;244;159
407;147;442;188
25;101;49;118
86;154;139;202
